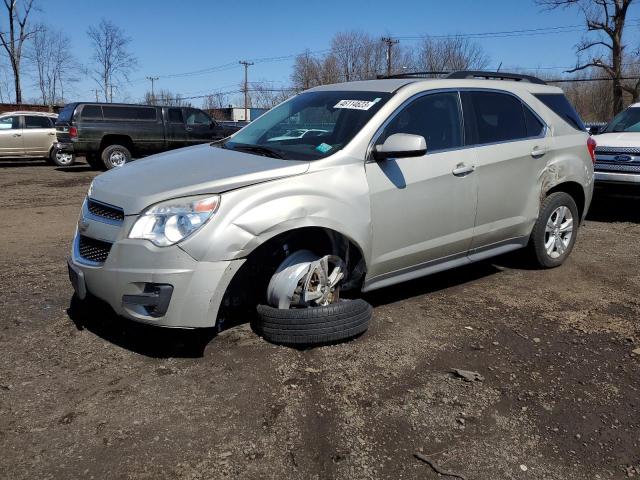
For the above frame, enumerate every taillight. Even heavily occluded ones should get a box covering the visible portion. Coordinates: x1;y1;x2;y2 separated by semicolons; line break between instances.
69;126;78;139
587;136;596;164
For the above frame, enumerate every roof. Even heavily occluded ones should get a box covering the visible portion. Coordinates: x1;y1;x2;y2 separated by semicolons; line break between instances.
306;77;562;95
0;110;57;117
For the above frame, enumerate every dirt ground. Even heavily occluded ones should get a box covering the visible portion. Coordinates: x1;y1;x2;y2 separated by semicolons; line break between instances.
0;158;638;480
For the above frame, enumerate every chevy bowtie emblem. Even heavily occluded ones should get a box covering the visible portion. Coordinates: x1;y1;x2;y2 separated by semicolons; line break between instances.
614;155;633;162
78;218;90;233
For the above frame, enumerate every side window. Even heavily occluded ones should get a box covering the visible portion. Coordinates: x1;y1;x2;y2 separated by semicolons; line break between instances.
102;106;157;121
379;92;463;152
168;108;184;123
81;105;103;120
523;105;545;137
186;109;212;126
534;93;585;131
462;91;527;145
25;116;52;129
0;116;19;130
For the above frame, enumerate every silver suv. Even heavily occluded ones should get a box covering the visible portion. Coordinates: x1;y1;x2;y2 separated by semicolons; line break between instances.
68;71;594;346
0;111;74;166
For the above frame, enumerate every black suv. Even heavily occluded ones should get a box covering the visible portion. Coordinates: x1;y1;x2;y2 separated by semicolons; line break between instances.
55;103;241;169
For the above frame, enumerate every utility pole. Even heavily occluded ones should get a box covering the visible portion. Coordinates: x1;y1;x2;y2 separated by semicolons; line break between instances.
146;76;159;105
239;60;254;122
381;37;399;77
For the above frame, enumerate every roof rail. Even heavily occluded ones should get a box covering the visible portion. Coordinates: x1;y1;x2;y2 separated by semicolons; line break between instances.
376;71;449;79
446;70;547;85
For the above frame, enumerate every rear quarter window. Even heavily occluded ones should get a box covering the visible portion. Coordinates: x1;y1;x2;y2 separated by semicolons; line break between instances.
80;105;103;120
534;93;585;131
102;106;157;121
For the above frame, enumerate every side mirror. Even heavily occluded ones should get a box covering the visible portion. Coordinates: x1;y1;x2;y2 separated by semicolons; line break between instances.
373;133;427;161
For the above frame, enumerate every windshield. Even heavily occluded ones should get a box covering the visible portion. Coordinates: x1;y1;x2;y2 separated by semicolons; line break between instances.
222;90;392;160
604;107;640;133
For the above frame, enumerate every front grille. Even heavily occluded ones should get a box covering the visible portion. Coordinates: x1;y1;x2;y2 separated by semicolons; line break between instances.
78;235;113;263
595;162;640;173
595;146;640;155
87;199;124;222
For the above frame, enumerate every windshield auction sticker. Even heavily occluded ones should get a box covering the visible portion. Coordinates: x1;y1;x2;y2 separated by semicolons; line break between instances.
334;98;381;110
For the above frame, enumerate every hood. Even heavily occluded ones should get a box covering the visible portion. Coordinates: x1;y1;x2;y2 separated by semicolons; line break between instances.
90;143;309;214
593;131;640;148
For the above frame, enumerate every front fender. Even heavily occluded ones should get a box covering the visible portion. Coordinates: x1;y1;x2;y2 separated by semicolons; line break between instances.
179;164;372;264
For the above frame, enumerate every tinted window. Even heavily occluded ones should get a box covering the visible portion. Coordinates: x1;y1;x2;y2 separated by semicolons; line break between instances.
534;93;585;131
186;109;211;125
462;91;527;144
102;106;157;121
523;105;545;137
25;115;52;129
57;104;77;122
379;92;463;152
81;105;103;119
604;107;640;133
0;116;19;130
168;108;183;123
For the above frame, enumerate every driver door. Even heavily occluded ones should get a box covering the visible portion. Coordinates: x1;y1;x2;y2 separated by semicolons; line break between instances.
365;91;478;281
184;108;215;145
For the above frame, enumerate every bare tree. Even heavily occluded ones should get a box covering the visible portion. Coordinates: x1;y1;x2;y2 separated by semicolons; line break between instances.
203;91;231;110
415;36;490;74
143;89;189;106
0;0;39;103
249;81;294;108
28;24;79;106
87;18;137;102
291;49;322;90
538;0;637;114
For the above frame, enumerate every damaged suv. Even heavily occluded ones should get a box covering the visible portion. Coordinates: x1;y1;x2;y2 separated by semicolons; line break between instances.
68;71;594;345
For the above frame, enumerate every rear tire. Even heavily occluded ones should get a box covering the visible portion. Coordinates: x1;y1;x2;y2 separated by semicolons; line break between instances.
101;144;131;169
255;299;372;346
529;192;579;268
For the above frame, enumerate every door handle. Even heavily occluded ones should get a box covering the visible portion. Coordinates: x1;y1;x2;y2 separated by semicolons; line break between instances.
452;163;475;177
531;146;547;158
12;133;21;137
48;132;55;136
185;127;193;132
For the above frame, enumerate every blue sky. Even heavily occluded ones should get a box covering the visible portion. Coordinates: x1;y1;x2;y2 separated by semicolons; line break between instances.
11;0;640;105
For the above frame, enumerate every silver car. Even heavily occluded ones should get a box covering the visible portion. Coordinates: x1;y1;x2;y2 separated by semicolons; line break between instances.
68;71;594;346
0;111;74;166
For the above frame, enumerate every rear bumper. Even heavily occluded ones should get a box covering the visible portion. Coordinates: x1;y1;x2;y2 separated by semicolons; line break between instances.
594;171;640;184
54;142;75;153
68;233;245;328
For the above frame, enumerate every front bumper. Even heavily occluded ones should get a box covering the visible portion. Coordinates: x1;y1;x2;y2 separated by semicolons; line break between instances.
594;171;640;184
68;233;244;328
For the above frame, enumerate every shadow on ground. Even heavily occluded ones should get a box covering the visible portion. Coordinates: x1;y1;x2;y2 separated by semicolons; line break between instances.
67;295;217;358
587;186;640;223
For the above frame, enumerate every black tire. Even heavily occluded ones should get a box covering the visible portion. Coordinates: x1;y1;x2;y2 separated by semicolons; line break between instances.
529;192;579;268
50;147;75;167
101;144;131;169
85;154;102;169
255;299;372;346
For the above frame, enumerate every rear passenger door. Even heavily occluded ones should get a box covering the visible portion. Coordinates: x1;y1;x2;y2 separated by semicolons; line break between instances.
461;90;550;254
164;107;187;149
23;115;55;157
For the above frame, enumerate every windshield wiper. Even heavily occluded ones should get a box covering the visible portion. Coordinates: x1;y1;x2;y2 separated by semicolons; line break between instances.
227;143;284;159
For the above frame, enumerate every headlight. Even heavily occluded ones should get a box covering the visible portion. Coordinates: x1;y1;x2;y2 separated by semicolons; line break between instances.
128;195;220;246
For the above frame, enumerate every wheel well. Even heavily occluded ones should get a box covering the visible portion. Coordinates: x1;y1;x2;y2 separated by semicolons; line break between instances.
100;135;134;155
216;227;366;329
546;182;585;220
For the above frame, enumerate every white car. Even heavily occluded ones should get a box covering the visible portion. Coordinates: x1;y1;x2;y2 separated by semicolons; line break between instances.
592;102;640;185
267;128;328;142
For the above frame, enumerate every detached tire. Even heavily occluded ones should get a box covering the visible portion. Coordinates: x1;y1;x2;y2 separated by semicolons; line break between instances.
101;144;131;169
255;299;372;346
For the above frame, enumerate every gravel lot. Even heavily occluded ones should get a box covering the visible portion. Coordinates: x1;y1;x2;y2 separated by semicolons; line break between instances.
0;158;638;480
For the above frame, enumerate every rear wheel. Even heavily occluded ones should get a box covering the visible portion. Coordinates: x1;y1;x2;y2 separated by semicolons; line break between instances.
529;192;579;268
101;144;131;169
254;250;372;346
